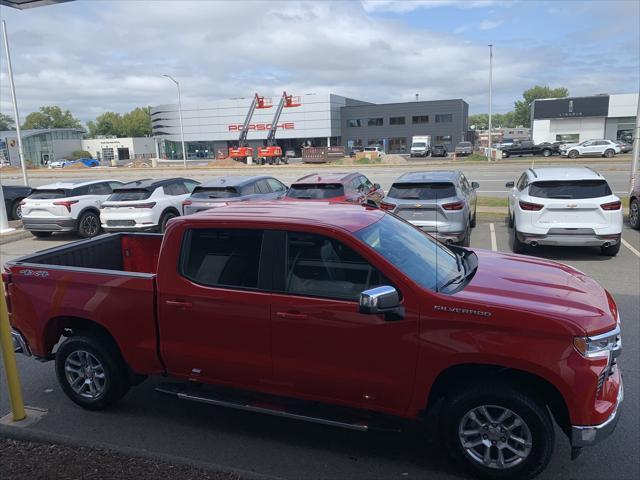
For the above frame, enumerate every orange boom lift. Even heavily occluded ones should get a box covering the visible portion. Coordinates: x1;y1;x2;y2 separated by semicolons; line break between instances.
228;93;272;162
257;91;301;165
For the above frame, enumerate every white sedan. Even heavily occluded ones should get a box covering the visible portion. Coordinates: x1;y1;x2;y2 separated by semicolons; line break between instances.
560;139;621;158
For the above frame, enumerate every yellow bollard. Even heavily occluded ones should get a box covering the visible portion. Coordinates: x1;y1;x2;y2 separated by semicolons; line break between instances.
0;280;26;421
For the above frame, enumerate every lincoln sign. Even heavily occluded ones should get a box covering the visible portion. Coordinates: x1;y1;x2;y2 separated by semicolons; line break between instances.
228;122;295;131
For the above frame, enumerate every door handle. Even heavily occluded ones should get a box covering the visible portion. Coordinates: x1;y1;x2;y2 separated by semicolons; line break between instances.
276;311;307;320
165;300;193;308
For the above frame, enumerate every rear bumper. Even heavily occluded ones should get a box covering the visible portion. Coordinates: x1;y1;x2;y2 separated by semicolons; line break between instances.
518;231;620;247
571;379;623;447
415;226;466;243
102;224;158;232
22;217;76;232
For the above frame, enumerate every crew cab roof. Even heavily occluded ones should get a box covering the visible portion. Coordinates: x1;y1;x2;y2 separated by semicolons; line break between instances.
197;175;272;188
293;172;359;184
528;167;603;182
114;177;193;191
177;200;384;233
395;170;460;183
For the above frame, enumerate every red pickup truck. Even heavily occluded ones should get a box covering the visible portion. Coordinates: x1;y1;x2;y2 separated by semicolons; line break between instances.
5;201;623;480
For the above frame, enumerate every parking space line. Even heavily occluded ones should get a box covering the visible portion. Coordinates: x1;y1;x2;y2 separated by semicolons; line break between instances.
621;238;640;258
489;223;497;251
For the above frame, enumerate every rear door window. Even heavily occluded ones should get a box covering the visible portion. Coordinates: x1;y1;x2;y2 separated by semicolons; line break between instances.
255;179;271;194
180;229;263;289
388;182;456;200
287;184;345;199
285;231;388;301
266;178;286;192
528;180;612;199
108;189;152;201
88;183;111;195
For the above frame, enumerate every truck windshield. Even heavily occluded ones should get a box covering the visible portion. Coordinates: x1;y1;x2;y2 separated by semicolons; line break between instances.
107;189;152;201
191;187;240;199
529;180;611;199
412;142;426;148
355;215;460;291
287;184;345;199
388;182;456;200
29;189;69;199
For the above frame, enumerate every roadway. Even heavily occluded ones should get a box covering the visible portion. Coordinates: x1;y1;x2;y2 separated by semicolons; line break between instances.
0;157;634;199
1;218;638;480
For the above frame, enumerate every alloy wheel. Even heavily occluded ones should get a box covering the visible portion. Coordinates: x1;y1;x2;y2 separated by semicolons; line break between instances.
82;214;100;236
64;350;107;399
458;404;533;470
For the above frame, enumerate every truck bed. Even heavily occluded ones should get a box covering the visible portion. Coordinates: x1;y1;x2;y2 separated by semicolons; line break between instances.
5;233;164;373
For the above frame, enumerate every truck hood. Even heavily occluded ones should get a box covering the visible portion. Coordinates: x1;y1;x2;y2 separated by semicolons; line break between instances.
454;249;616;336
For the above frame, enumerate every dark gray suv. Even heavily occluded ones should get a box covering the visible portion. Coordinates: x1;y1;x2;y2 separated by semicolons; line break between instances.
182;175;287;215
382;170;479;246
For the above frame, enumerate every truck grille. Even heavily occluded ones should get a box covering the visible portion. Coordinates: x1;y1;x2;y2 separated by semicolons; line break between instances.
107;220;136;227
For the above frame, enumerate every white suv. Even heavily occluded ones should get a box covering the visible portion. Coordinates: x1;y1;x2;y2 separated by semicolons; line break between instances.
21;179;123;238
506;167;622;256
560;139;620;158
100;177;199;233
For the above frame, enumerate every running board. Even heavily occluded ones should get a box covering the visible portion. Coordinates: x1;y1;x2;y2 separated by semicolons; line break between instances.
156;383;370;432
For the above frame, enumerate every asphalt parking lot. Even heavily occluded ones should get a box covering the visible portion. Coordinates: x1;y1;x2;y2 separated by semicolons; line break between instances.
1;217;638;480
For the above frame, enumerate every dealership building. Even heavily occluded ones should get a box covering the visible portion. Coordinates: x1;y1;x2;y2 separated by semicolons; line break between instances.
531;93;638;145
151;94;469;158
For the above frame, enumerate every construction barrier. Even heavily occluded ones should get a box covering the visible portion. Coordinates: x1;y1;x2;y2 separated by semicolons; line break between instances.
302;146;346;163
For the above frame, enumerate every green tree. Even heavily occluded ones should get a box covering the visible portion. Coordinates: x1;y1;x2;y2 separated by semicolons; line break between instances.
513;85;569;127
87;111;124;137
86;107;151;138
22;105;82;130
0;112;15;130
469;113;489;129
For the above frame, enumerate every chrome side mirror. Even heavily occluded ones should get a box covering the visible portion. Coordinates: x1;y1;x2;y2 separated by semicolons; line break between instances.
359;285;404;321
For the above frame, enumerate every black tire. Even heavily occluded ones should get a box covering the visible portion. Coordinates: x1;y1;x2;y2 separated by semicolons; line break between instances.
30;231;52;238
460;228;471;247
77;211;101;238
568;150;579;159
510;221;527;254
470;208;477;228
507;208;514;228
541;149;552;157
443;382;554;480
159;210;178;233
629;198;640;230
603;149;615;158
502;151;510;159
55;334;131;410
600;240;621;257
11;199;24;220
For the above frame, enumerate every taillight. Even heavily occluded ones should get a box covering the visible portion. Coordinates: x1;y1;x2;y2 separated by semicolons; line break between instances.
442;201;465;210
134;202;156;209
601;201;621;210
380;202;396;211
182;199;193;207
519;200;543;211
53;200;79;212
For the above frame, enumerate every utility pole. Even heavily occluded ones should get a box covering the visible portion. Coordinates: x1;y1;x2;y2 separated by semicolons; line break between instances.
2;20;28;185
488;44;493;161
162;74;187;168
630;92;640;191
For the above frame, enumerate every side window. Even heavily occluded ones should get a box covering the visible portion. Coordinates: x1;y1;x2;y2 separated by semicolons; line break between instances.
266;178;286;192
70;186;89;197
460;176;470;193
164;182;188;196
108;182;122;192
360;175;373;191
88;183;110;195
285;231;389;301
181;229;263;289
184;180;199;192
255;179;271;194
516;173;528;191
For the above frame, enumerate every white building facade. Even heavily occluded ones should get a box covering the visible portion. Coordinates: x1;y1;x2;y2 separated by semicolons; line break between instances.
532;93;638;145
81;137;157;163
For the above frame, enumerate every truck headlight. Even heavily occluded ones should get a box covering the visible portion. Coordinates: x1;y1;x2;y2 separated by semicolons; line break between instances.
574;325;622;359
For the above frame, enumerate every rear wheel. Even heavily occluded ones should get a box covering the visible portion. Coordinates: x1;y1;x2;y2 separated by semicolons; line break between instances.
541;149;552;157
603;149;615;158
159;211;178;233
510;220;527;254
629;198;640;229
460;228;471;247
600;240;621;257
55;334;131;410
568;150;579;159
30;231;52;238
443;382;554;480
77;211;101;238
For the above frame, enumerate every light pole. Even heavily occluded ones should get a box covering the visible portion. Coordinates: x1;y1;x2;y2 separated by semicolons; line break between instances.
2;20;28;185
162;74;187;168
488;44;493;160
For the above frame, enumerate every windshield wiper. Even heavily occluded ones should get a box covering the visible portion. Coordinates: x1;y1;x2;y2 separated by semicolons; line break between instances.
438;273;465;291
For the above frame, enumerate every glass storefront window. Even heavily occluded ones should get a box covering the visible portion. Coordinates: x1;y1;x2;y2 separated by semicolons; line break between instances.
555;133;579;143
435;135;452;144
616;118;635;143
388;137;407;153
367;139;380;146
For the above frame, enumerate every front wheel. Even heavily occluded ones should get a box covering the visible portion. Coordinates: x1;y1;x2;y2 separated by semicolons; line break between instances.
443;383;554;480
541;149;552;157
629;198;640;229
55;334;131;410
568;150;579;159
603;149;615;158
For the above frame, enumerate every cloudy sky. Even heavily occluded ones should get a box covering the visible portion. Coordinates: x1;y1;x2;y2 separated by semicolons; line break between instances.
0;0;638;123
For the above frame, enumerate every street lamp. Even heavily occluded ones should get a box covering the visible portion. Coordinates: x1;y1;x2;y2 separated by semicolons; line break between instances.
488;44;493;160
162;74;187;168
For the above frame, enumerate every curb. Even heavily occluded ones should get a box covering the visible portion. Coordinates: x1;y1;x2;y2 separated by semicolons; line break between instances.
0;424;281;480
0;228;31;245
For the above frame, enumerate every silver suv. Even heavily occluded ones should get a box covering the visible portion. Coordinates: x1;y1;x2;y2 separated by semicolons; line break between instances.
382;170;479;246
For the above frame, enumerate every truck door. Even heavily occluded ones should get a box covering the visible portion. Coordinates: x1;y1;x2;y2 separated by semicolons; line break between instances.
157;227;273;388
269;230;419;414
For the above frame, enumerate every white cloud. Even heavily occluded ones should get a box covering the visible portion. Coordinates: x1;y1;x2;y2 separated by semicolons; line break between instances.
480;18;504;30
361;0;500;13
454;25;469;34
